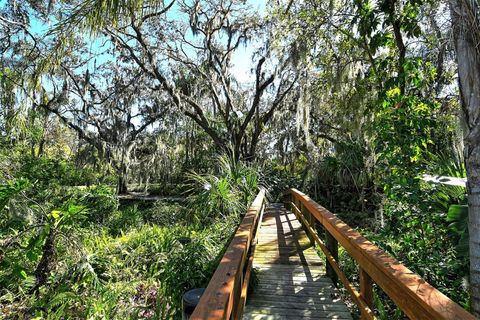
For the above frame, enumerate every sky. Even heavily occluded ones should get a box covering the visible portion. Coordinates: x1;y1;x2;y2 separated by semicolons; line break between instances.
1;0;267;129
17;0;267;84
231;1;267;83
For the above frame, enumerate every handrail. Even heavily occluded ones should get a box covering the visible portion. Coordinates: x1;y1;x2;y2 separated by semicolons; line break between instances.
191;188;266;320
287;188;475;320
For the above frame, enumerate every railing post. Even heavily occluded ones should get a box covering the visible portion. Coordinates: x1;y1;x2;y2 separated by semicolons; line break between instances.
300;203;316;244
309;206;316;229
295;198;301;219
283;191;291;211
325;230;338;286
231;270;243;319
359;268;373;319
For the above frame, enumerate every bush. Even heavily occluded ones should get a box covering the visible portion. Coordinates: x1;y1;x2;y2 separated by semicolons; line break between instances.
17;157;81;190
71;185;119;225
186;155;259;222
142;201;187;226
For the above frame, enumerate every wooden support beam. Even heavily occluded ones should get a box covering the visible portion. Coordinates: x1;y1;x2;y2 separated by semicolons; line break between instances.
325;230;339;286
360;267;374;319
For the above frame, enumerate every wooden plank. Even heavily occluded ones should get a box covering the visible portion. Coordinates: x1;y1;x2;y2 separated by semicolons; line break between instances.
255;248;319;253
253;254;320;259
254;280;338;288
290;188;475;320
253;288;340;297
243;315;350;320
252;253;322;259
247;300;350;311
252;259;323;266
256;274;330;282
257;279;340;288
243;204;352;320
254;264;324;270
251;292;345;306
258;232;310;237
258;269;328;280
243;306;352;318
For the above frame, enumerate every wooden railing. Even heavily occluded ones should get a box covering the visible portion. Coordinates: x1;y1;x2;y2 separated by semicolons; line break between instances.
287;188;475;320
190;188;266;320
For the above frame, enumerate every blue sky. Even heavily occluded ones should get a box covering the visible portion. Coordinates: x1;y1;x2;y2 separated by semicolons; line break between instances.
232;1;267;83
3;0;266;83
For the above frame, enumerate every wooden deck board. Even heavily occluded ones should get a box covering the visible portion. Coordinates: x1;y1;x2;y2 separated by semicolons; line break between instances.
243;204;352;320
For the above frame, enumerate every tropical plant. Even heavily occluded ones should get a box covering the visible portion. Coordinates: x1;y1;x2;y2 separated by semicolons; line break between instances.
186;155;260;222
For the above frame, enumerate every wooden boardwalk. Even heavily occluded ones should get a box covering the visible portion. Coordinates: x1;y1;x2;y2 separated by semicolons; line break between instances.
193;190;475;320
243;204;352;320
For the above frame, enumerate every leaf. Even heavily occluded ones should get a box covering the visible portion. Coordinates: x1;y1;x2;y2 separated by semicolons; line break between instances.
447;204;468;233
51;210;61;220
456;232;470;258
20;270;28;279
48;291;80;311
446;205;469;258
26;250;38;262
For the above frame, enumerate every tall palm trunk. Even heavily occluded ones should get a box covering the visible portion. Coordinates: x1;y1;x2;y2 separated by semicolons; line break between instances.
450;0;480;315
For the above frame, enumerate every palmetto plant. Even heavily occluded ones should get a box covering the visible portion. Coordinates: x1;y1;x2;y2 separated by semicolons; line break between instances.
186;155;260;222
426;151;468;258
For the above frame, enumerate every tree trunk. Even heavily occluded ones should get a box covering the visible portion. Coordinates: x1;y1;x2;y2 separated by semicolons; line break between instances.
117;164;128;194
244;143;257;163
450;0;480;315
37;139;45;157
37;113;49;158
185;127;190;166
32;229;56;293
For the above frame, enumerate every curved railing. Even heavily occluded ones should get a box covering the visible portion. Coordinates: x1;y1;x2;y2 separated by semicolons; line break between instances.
190;188;266;320
287;188;475;320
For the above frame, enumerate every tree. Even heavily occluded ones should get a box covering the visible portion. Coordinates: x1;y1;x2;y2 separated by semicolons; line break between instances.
38;68;169;194
1;1;44;147
60;0;298;162
449;0;480;315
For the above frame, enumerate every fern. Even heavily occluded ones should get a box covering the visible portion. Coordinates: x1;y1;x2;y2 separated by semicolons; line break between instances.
48;291;79;311
47;291;81;320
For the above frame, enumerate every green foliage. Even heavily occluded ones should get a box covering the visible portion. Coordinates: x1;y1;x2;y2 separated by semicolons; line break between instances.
69;185;119;224
17;156;82;190
374;84;438;175
0;152;248;319
142;200;188;226
1;200;237;319
447;205;469;258
0;178;30;211
106;204;143;235
186;155;259;222
260;162;302;201
301;141;374;215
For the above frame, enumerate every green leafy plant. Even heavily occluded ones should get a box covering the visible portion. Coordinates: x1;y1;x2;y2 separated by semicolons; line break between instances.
447;204;469;258
186;155;259;222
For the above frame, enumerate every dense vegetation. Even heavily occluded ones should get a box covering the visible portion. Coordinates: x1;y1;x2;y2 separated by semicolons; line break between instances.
1;0;480;318
0;150;258;318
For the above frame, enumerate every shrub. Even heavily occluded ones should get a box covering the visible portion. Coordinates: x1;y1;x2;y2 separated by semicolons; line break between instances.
186;155;259;222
